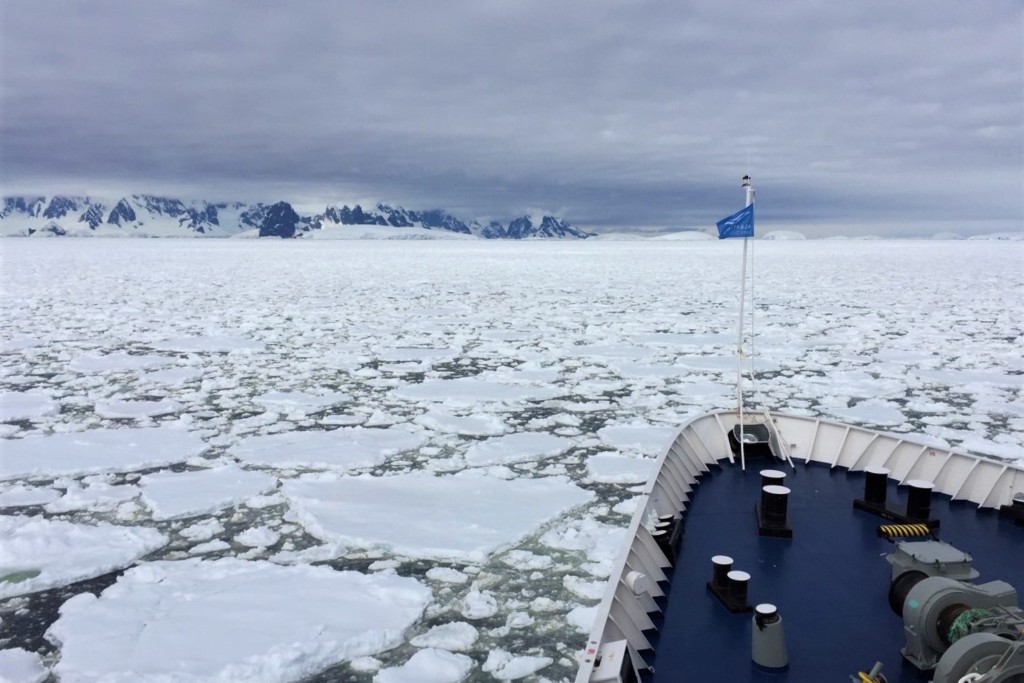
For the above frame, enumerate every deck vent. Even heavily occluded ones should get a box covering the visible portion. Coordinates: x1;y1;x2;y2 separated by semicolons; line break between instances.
757;485;793;538
752;603;789;671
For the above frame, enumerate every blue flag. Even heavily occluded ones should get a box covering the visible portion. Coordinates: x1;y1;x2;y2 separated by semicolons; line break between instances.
716;204;754;239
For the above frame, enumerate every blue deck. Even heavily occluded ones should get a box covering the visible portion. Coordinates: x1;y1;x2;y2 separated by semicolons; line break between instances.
650;459;1023;682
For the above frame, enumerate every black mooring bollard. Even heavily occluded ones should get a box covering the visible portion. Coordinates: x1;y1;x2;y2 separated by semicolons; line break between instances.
906;480;934;521
711;555;733;590
757;484;793;538
760;469;785;489
863;466;890;507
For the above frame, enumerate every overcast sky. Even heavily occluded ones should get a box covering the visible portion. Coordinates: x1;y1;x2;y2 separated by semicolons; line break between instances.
1;0;1021;235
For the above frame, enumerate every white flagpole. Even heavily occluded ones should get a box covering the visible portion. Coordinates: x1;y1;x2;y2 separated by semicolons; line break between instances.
737;175;754;470
738;235;748;470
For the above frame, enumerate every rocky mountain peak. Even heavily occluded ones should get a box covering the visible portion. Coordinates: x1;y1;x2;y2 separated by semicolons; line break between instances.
107;199;137;226
258;201;301;238
2;197;45;218
79;205;105;229
43;196;81;219
505;215;591;239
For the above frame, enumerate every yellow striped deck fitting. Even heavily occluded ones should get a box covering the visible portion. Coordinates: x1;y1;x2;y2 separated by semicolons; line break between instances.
876;523;931;539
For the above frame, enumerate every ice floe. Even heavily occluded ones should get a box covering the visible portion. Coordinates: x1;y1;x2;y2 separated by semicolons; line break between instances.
231;426;425;471
0;648;46;683
392;377;563;405
282;473;594;562
179;518;224;541
460;589;499;619
0;426;207;480
828;399;907;427
501;549;554;571
67;352;173;373
252;389;352;415
151;335;264;352
0;484;62;508
563;574;606;599
426;567;470;584
415;411;508;436
597;423;679;455
378;347;459;363
140;366;203;386
0;516;166;599
566;604;598;634
916;368;1022;388
46;558;432;681
375;648;474;683
959;436;1024;460
482;649;553;680
234;525;280;548
464;431;573;467
0;337;43;352
191;539;230;555
45;481;141;513
585;453;656;484
94;397;184;419
541;517;628;578
612;496;642;516
139;465;278;520
409;621;479;650
0;391;58;422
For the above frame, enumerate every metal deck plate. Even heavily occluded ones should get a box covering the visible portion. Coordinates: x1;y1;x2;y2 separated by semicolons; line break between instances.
650;461;1023;682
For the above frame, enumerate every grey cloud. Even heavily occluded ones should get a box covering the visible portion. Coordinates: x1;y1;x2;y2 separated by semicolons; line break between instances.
1;0;1020;235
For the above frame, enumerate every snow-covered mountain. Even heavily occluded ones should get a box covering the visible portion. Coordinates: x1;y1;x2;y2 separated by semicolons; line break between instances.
308;203;472;235
0;196;262;238
500;215;593;239
0;195;592;239
309;203;593;239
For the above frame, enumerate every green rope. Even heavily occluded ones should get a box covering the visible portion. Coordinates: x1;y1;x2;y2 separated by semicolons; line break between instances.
948;608;992;644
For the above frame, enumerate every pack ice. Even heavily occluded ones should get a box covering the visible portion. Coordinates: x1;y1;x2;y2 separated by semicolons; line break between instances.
0;427;207;480
45;558;432;682
283;472;594;562
0;516;167;599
